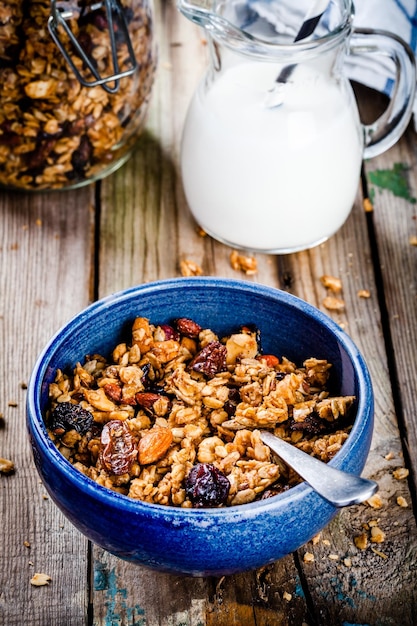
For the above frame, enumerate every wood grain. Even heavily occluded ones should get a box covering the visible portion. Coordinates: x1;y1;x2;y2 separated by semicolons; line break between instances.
0;188;94;625
1;0;417;624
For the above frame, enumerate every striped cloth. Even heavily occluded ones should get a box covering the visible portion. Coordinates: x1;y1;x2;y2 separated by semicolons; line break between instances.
352;0;417;103
225;0;417;113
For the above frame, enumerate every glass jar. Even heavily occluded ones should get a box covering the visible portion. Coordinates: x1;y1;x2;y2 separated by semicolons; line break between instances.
0;0;156;190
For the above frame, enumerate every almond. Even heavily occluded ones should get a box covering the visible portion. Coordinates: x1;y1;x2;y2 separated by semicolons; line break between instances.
138;427;173;465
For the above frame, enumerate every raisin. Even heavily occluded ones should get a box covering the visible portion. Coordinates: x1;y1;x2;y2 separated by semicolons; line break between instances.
174;317;202;338
100;420;137;475
224;387;240;416
140;362;152;387
289;414;327;435
71;134;93;174
184;463;230;508
50;402;93;437
261;484;290;499
189;341;227;378
275;372;287;381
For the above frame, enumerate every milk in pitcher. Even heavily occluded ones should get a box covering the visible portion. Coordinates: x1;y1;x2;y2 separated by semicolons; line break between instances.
181;60;364;253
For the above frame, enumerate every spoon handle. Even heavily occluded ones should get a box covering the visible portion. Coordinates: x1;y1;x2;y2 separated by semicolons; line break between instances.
260;430;378;508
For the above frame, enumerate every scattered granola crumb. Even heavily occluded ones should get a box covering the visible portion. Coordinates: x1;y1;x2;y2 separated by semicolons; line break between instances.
21;382;28;390
328;554;339;560
320;275;342;293
322;539;331;547
180;259;203;277
303;552;315;563
0;457;15;474
409;235;417;246
397;495;408;508
363;197;374;213
196;226;207;237
354;533;368;550
370;526;385;544
366;493;383;509
370;546;388;559
343;557;352;567
230;250;257;275
8;401;18;408
322;296;345;312
385;451;395;461
23;541;31;548
312;532;322;545
283;591;292;602
357;289;371;299
0;413;5;428
42;494;49;500
35;219;42;227
393;467;409;480
30;573;51;587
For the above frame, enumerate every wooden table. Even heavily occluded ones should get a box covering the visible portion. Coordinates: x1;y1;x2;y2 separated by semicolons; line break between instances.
1;1;417;624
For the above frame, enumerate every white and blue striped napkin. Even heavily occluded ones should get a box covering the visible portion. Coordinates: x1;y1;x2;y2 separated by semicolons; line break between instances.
225;0;417;116
352;0;417;110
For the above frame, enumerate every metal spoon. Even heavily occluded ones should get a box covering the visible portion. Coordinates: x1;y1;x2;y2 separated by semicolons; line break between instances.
260;430;378;508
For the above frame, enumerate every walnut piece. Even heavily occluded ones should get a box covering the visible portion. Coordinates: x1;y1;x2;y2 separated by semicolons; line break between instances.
230;250;257;275
0;457;15;474
320;275;342;293
30;573;51;586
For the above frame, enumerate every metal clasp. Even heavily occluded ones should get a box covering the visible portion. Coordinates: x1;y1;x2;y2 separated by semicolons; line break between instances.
48;0;138;94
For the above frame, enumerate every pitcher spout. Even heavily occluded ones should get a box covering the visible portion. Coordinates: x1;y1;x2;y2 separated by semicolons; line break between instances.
177;0;254;45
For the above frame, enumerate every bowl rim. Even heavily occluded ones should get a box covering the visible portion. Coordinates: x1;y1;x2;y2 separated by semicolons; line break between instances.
27;276;374;519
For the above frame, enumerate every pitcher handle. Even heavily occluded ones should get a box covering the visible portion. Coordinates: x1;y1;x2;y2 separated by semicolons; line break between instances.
349;28;416;159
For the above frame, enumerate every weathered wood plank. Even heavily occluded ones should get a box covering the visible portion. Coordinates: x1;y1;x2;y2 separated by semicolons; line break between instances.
0;188;95;625
287;127;417;623
363;126;417;490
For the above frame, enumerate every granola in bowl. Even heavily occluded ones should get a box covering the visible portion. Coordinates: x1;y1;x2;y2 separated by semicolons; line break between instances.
47;316;355;508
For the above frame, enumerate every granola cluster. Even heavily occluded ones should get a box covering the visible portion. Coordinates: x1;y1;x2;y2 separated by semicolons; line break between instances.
0;0;155;189
46;317;355;507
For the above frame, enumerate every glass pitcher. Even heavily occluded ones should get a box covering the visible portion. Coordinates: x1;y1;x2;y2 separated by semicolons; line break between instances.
178;0;416;254
0;0;156;191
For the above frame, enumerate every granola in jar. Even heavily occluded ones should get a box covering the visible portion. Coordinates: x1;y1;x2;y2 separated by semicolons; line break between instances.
46;317;356;507
0;0;156;190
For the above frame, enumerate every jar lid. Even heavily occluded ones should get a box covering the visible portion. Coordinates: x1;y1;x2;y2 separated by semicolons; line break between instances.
48;0;138;94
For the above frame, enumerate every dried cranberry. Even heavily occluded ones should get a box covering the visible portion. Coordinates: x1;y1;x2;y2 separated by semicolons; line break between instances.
185;463;230;508
189;341;227;378
100;420;137;475
159;324;180;341
50;402;93;437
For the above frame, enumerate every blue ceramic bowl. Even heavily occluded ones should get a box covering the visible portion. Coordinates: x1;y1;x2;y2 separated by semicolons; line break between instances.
27;277;374;576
